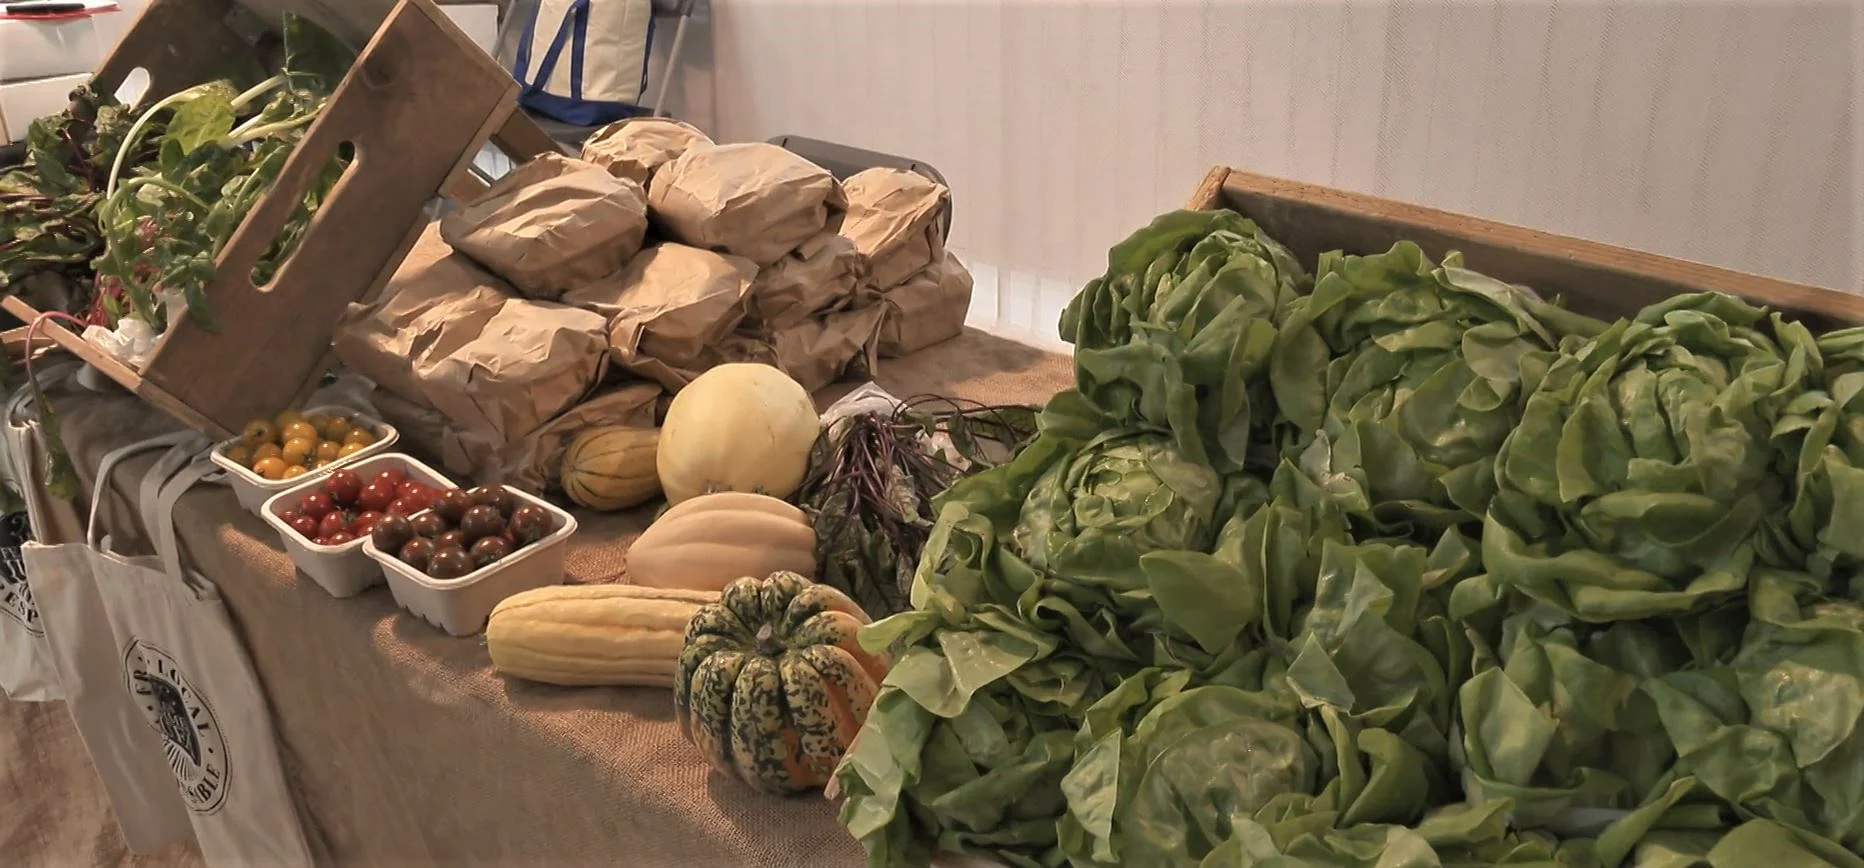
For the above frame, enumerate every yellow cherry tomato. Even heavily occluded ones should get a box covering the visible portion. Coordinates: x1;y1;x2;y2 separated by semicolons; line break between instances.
314;440;342;462
305;413;331;432
252;442;283;463
222;443;253;468
252;457;288;480
241;419;279;446
281;437;315;465
281;465;309;480
273;409;305;432
337;441;367;458
282;421;319;444
341;427;376;447
320;417;353;442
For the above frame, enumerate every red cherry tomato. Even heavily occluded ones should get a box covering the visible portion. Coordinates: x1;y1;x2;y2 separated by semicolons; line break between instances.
323;470;363;506
312;537;330;546
386;497;420;518
374;467;409;489
298;492;335;520
325;531;357;546
350;511;385;537
287;514;319;539
395;480;427;501
317;511;349;540
279;509;301;523
357;481;397;514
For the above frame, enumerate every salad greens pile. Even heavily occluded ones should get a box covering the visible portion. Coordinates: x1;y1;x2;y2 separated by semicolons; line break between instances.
833;210;1864;867
0;13;353;498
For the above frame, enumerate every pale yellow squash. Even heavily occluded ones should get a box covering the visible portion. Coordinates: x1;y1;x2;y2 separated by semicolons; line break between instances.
486;584;720;687
626;492;817;592
657;363;819;505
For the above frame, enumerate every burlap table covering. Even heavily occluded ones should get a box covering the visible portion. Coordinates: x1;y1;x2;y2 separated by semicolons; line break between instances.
4;329;1069;867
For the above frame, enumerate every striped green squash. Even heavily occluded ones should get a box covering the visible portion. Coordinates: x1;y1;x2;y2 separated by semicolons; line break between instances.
673;571;886;794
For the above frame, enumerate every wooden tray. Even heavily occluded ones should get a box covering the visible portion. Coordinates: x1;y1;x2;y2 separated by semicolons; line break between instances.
6;0;558;439
1188;167;1862;330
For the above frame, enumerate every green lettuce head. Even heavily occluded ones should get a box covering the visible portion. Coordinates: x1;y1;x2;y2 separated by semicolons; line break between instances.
1268;241;1602;542
1013;427;1224;586
1485;292;1822;622
1056;210;1308;474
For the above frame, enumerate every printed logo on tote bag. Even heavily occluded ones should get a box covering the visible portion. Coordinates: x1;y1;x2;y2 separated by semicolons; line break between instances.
124;638;230;814
0;546;42;638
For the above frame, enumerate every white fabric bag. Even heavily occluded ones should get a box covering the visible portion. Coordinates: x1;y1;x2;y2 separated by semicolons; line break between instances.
22;430;200;854
512;0;655;126
0;363;85;700
95;444;317;867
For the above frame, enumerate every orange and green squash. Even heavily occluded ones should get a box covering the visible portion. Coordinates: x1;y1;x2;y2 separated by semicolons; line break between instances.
673;572;886;795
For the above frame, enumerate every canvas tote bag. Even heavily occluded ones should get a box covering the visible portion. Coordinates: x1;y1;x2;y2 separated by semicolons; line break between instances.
93;443;317;867
512;0;655;126
22;430;199;853
0;364;84;700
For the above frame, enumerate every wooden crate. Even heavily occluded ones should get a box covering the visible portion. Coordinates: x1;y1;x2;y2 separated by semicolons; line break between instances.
1189;167;1862;330
3;0;558;439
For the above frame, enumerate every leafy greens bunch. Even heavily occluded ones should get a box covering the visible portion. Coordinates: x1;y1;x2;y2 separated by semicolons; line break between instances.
833;209;1864;868
91;13;356;331
0;85;154;301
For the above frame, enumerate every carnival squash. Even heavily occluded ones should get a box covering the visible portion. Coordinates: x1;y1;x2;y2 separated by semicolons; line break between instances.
486;584;719;687
561;425;662;511
626;492;817;591
657;363;819;505
674;572;885;794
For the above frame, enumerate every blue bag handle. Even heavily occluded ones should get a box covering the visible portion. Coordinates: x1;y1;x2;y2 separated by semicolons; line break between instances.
512;0;591;100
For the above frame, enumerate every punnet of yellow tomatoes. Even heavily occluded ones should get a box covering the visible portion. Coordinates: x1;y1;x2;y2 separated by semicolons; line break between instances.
223;408;380;481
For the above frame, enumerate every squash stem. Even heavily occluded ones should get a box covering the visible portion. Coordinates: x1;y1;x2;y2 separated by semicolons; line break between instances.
754;625;782;657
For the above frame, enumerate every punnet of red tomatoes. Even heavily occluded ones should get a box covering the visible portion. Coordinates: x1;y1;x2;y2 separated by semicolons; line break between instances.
368;484;556;581
275;465;443;547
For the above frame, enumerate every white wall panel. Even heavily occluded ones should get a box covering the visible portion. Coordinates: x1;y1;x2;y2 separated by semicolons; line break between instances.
663;0;1858;349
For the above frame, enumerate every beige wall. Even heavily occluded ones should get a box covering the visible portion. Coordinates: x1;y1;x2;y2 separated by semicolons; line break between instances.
656;0;1860;348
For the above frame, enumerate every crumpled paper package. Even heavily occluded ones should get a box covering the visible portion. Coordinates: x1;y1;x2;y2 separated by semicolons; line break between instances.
440;152;649;300
744;232;871;330
376;380;663;491
333;228;512;403
839;167;949;289
879;252;974;358
647;142;845;265
334;224;612;477
598;243;759;390
580;117;714;187
416;298;611;450
768;304;886;393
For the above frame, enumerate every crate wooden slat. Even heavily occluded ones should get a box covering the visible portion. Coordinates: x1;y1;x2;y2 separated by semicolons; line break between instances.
1189;167;1862;330
9;0;559;438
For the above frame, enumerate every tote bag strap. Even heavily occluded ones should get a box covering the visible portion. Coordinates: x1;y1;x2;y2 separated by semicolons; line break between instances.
135;438;211;547
86;431;200;551
146;453;224;585
514;0;589;99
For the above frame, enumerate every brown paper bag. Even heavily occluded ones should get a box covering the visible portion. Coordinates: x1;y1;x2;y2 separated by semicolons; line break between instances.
840;168;949;289
763;304;885;393
333;226;513;404
879;252;974;358
440;152;650;300
647;143;844;265
745;232;869;330
580;117;714;187
492;382;663;492
600;244;758;390
414;299;611;450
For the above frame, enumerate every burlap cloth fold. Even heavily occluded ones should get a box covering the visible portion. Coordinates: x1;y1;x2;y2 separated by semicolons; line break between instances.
1;330;1069;867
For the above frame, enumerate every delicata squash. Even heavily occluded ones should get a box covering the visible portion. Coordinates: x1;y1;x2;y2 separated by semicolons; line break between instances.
486;584;719;687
